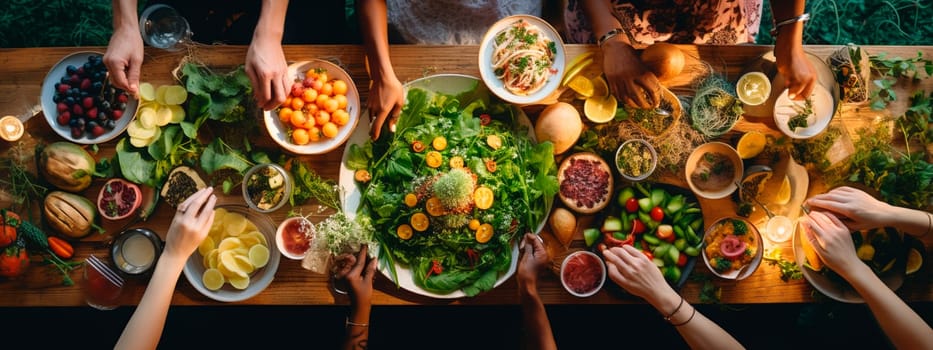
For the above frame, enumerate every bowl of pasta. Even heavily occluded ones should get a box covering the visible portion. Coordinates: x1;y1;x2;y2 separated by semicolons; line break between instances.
478;14;565;105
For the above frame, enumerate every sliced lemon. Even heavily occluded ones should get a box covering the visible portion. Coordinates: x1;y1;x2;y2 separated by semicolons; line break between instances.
906;248;923;275
584;94;617;123
857;244;876;261
736;131;767;159
228;274;250;290
220;250;248;279
249;244;270;269
233;254;256;274
565;51;596;75
202;268;226;291
197;236;215;256
561;57;594;87
567;75;594;98
774;175;792;205
591;76;609;98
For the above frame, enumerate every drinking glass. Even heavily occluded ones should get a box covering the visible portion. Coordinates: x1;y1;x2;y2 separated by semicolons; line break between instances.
83;255;125;310
139;4;192;51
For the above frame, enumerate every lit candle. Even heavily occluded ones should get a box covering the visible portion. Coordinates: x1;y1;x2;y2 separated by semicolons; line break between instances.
766;215;794;243
0;115;23;142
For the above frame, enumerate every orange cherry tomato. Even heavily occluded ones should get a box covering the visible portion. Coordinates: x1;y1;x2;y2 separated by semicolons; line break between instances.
397;224;413;240
476;224;494;243
410;213;429;232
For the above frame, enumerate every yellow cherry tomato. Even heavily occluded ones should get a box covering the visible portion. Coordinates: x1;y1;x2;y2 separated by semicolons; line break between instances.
432;136;447;151
425;151;443;168
410;212;430;232
404;193;418;207
449;156;464;169
476;224;494;243
468;219;481;231
397;224;413;240
425;197;445;216
473;186;494;210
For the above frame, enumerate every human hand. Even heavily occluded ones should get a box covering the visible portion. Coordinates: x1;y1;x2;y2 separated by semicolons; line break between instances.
602;40;660;109
368;74;405;140
162;187;216;262
517;234;549;291
776;48;816;101
245;37;289;111
806;186;893;231
602;245;673;303
104;26;145;96
335;245;377;307
801;210;865;279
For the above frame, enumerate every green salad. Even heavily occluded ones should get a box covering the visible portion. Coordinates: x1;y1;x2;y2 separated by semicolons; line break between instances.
346;81;558;296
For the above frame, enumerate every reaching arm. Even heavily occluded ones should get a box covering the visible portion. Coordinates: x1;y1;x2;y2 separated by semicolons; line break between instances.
104;0;144;95
357;0;405;140
580;0;660;109
807;186;932;244
517;234;557;350
803;211;933;349
336;246;376;350
246;0;289;111
115;188;216;350
770;0;816;100
603;245;744;350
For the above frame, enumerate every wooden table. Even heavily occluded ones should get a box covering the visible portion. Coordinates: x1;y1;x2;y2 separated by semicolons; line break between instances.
0;44;930;307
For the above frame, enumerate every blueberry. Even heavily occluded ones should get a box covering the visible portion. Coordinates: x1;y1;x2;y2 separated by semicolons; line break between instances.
53;95;62;103
101;101;111;109
87;120;98;129
68;118;79;127
60;76;69;84
66;65;77;74
83;62;92;71
105;120;116;129
98;112;108;121
65;96;75;105
116;102;126;110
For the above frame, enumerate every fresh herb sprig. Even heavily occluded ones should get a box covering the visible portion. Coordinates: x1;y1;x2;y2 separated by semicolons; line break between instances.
787;98;813;131
847;122;933;210
284;158;342;211
764;249;803;282
0;143;48;216
869;51;933;110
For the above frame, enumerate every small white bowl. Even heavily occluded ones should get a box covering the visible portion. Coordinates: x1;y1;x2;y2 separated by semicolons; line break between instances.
615;139;657;182
685;142;743;199
275;216;313;260
560;250;606;297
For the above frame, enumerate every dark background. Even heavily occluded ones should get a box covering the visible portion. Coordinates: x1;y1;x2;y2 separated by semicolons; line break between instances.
3;302;931;349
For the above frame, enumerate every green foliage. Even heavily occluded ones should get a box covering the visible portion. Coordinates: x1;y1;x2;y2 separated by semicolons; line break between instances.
760;0;933;45
764;249;803;282
869;51;933;110
847;121;933;210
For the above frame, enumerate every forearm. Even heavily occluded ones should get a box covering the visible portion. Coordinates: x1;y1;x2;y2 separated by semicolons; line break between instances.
891;207;932;239
254;0;288;43
649;291;744;350
520;285;557;350
112;0;139;32
343;303;371;350
358;0;395;80
114;255;186;350
771;0;806;52
580;0;630;45
845;264;933;349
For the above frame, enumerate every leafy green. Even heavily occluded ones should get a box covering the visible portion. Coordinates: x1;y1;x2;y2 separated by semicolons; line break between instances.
355;83;558;295
286;158;342;210
764;249;803;282
180;63;254;135
869;51;933;110
846;121;933;209
200;138;253;175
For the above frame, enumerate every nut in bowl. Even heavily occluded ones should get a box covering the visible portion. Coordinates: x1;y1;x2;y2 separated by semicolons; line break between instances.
478;15;565;105
561;250;606;297
265;59;360;154
182;205;280;302
685;142;743;199
702;217;763;280
615;139;657;182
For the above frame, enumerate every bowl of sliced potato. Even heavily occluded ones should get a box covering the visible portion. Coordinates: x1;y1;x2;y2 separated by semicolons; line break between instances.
182;204;280;302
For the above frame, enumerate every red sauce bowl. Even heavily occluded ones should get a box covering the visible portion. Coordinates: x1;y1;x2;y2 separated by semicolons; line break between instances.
560;250;606;297
276;217;314;260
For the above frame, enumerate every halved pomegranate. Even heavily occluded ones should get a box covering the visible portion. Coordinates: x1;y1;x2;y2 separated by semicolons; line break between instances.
98;178;142;220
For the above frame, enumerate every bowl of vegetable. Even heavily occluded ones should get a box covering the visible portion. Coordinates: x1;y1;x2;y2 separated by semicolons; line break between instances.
702;216;763;280
685;142;743;200
242;163;292;213
584;182;704;291
615;139;657;182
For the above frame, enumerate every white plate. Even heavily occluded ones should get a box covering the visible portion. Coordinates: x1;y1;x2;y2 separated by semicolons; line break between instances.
684;142;743;199
182;205;280;302
263;59;361;154
774;87;834;139
339;74;547;299
478;15;565;105
40;51;138;144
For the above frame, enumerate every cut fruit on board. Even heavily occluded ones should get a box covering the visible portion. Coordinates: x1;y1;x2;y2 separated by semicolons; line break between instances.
584;94;617;123
774;175;791;205
736;131;767;159
567;75;594;98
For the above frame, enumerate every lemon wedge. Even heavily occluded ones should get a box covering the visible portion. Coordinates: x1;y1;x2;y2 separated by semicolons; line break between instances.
775;175;792;205
202;268;225;291
567;75;594;98
584;94;617;123
736;131;767;159
561;57;594;87
906;248;922;275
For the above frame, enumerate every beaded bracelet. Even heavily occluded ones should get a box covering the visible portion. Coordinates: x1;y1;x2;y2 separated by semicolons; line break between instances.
345;317;369;328
770;12;810;37
662;295;685;322
597;28;625;47
671;306;697;327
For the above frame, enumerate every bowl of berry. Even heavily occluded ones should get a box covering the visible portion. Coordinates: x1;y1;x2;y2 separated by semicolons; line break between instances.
41;51;137;144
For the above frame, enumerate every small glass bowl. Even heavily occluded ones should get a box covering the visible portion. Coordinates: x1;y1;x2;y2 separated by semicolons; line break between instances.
242;163;293;213
560;250;606;297
110;228;163;276
615;139;657;182
276;216;314;260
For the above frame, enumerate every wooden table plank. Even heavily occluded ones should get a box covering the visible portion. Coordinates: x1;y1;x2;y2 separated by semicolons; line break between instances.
0;44;930;306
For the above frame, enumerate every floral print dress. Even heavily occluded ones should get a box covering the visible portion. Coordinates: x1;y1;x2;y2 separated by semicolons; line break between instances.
564;0;763;46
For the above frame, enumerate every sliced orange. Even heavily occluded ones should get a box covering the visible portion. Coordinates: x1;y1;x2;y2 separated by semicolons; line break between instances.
476;223;494;243
473;186;494;210
410;212;430;232
397;224;413;240
449;156;464;169
404;193;419;207
425;151;443;168
432;136;448;151
425;197;445;216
